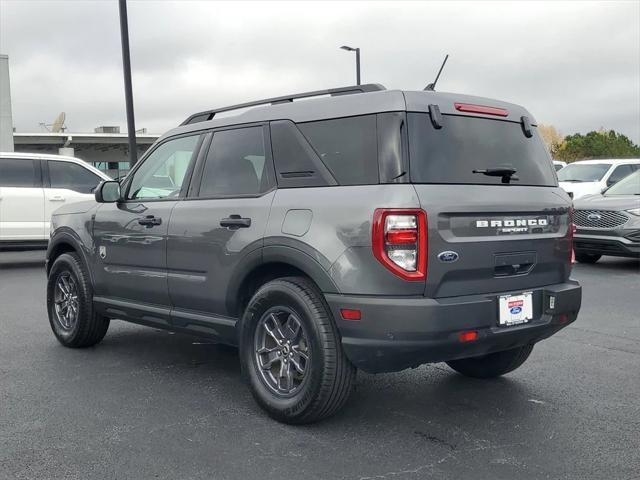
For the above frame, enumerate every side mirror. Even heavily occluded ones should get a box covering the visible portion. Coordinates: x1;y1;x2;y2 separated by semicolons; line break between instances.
95;180;121;203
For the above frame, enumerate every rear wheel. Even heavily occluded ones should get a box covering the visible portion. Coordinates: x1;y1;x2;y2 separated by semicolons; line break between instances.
47;253;110;348
239;276;356;424
446;344;534;379
574;252;601;264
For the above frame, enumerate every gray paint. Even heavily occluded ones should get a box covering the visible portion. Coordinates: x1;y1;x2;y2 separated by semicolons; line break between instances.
45;87;581;373
281;209;313;237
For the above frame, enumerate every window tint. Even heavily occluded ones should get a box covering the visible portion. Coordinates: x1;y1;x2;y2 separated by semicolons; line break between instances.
298;115;378;185
408;113;556;186
0;159;38;187
128;135;200;200
199;127;267;197
607;164;634;186
48;161;101;193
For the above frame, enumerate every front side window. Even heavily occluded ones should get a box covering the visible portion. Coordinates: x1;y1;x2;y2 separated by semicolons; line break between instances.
0;159;38;187
127;135;200;200
48;161;101;193
298;115;378;185
198;127;268;197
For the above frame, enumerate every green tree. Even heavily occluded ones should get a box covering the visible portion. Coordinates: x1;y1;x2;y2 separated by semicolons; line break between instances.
555;130;640;162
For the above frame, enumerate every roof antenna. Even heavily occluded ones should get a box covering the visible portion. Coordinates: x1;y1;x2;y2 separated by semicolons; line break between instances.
424;54;449;91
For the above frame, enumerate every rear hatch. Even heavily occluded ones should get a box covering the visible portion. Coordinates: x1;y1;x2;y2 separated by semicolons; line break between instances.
404;97;572;298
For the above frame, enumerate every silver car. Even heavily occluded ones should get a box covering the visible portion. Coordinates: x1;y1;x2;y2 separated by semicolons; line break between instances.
573;170;640;263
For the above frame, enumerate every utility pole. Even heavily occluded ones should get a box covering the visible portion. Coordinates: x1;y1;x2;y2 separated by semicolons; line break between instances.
118;0;137;166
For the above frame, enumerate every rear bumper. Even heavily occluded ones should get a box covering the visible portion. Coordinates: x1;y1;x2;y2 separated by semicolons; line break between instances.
325;281;581;373
574;232;640;257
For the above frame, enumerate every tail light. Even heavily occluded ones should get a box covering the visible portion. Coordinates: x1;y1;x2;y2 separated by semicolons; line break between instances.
372;209;427;281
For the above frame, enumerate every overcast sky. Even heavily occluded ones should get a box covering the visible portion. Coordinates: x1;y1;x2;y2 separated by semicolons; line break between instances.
1;0;639;142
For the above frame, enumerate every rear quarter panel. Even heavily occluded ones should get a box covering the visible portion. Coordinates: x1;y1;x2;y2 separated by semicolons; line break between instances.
266;184;425;296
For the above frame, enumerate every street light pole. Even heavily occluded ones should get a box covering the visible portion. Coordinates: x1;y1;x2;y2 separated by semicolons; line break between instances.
340;45;361;85
118;0;137;166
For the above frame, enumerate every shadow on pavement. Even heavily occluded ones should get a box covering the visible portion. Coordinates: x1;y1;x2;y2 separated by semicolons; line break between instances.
574;256;640;273
0;250;46;270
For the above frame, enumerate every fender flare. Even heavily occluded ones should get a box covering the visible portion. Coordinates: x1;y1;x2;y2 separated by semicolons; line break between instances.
225;242;340;316
46;229;95;286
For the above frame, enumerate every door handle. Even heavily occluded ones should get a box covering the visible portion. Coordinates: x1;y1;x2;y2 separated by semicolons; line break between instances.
138;215;162;227
220;215;251;229
50;196;66;202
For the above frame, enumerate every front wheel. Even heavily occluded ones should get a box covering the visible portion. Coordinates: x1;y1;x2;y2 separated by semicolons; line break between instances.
239;277;356;424
47;252;110;348
446;344;534;379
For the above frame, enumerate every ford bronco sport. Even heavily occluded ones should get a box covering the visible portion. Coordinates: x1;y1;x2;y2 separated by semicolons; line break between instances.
45;84;582;424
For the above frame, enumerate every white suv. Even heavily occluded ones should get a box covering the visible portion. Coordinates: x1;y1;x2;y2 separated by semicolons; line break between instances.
557;159;640;199
0;152;111;249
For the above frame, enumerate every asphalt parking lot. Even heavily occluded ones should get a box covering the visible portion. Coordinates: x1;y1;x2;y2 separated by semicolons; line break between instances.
1;251;638;480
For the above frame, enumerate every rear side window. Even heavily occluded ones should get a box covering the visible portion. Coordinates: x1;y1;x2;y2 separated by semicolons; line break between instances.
298;115;378;185
48;161;101;193
408;113;556;186
0;159;38;187
198;126;269;197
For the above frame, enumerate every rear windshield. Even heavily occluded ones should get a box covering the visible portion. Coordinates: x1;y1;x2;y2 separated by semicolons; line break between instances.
408;113;556;186
557;163;609;182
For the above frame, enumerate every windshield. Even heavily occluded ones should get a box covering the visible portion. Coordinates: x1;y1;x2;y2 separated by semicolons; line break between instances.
408;113;556;186
604;170;640;195
557;163;609;182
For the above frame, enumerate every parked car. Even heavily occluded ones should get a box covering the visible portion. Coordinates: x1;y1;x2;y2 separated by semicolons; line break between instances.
557;159;640;199
572;169;640;263
45;84;582;424
553;160;567;171
0;152;111;250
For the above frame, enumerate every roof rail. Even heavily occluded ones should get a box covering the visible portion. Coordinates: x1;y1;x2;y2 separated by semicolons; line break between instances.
180;83;386;126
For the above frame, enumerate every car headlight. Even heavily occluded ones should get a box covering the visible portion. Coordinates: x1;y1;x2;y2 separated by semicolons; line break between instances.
627;208;640;216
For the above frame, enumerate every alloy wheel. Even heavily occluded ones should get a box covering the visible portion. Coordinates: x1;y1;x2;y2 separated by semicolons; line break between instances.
254;307;310;396
53;272;79;331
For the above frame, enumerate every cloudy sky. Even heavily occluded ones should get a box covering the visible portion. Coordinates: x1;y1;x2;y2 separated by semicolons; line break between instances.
1;0;639;142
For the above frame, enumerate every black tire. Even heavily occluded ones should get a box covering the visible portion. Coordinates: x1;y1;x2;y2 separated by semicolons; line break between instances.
239;276;356;424
47;252;110;348
574;252;601;264
446;344;534;379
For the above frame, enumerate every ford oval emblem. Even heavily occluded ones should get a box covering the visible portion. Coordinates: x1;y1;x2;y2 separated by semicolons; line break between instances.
438;251;459;263
510;306;522;314
587;213;601;221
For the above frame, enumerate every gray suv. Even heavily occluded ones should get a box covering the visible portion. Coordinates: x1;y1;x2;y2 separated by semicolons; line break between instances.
45;84;582;424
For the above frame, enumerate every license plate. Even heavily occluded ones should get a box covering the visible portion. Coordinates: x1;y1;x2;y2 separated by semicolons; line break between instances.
498;292;533;326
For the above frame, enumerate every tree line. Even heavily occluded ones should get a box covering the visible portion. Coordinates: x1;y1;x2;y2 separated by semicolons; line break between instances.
538;125;640;162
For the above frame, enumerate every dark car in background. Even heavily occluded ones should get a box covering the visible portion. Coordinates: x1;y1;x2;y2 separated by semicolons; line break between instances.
573;170;640;263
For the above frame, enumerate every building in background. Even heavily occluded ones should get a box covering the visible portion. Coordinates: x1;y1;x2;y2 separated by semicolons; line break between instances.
2;53;159;178
13;127;159;178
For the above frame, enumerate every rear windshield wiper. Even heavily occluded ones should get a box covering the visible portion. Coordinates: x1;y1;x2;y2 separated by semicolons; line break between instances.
472;167;519;184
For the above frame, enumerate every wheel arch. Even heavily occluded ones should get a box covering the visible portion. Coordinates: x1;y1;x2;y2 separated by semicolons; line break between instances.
228;245;340;319
46;231;94;285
